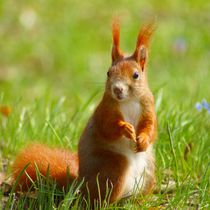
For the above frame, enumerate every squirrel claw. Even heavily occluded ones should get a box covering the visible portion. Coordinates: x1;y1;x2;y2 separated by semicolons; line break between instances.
135;134;150;153
119;121;136;142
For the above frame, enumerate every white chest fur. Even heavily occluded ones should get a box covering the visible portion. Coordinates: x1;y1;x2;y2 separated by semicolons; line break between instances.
119;100;141;129
110;100;152;197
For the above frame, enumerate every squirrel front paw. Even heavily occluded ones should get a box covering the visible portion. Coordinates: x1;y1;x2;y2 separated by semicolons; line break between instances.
135;133;150;152
119;121;136;142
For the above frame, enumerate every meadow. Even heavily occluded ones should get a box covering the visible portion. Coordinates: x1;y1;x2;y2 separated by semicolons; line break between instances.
0;0;209;209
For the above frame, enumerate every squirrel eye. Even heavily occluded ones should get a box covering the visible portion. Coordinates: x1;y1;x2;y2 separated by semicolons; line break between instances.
133;71;139;79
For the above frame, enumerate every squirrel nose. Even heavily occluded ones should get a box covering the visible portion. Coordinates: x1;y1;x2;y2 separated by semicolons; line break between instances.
113;87;123;95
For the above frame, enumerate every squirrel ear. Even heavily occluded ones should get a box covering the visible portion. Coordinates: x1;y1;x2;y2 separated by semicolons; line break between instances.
132;22;155;71
112;19;124;64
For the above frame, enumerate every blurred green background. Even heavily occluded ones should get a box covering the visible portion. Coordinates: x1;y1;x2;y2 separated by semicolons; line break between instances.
1;0;210;102
0;0;210;153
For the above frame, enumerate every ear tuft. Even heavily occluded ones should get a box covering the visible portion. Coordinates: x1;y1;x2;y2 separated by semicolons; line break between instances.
136;22;156;49
112;18;123;63
112;18;120;49
139;45;146;71
133;21;156;70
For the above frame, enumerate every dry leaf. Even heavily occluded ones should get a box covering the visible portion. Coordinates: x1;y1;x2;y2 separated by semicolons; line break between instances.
184;142;193;161
0;106;12;117
0;172;5;185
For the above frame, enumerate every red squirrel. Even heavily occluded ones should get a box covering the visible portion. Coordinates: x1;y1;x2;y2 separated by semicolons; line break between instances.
12;20;157;205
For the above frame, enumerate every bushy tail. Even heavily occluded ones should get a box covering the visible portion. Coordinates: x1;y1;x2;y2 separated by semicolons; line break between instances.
12;143;79;190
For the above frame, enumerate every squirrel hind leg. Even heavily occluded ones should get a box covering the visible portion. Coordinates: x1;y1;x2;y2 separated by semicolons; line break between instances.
142;155;156;195
80;152;128;206
12;143;79;190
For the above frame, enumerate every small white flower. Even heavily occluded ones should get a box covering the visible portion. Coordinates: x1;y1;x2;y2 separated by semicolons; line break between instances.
19;8;37;30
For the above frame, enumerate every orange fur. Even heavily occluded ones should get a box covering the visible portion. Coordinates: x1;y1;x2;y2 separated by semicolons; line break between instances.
133;21;156;70
78;22;157;204
112;18;124;63
13;144;78;190
135;22;156;48
112;19;120;49
12;21;157;207
135;95;157;152
92;95;136;142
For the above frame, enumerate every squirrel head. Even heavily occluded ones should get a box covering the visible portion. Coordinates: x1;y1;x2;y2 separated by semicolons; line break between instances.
105;19;155;102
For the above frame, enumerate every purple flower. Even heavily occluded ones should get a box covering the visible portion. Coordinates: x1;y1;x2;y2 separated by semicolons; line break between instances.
201;99;209;110
195;102;202;112
172;37;187;55
195;99;210;114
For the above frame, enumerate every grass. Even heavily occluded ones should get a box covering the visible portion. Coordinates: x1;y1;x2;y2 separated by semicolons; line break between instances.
0;0;210;209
